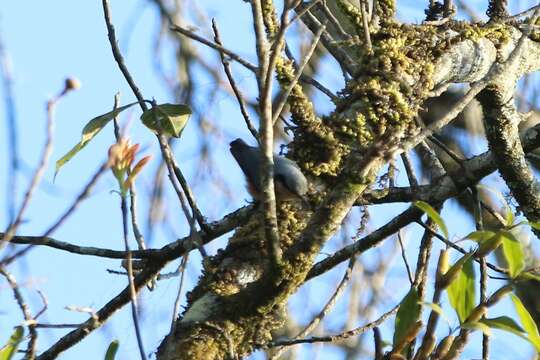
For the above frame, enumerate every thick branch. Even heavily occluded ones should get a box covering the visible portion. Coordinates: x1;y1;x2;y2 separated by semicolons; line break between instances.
361;122;540;205
478;89;540;238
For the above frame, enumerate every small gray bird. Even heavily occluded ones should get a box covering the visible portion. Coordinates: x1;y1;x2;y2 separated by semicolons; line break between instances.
229;138;308;202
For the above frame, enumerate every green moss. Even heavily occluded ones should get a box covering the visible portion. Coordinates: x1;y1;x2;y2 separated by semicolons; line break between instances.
163;12;523;360
326;24;440;155
453;22;511;47
376;0;396;21
261;0;278;37
337;0;363;29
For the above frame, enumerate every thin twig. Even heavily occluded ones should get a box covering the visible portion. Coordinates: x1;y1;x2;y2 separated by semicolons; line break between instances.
6;205;252;260
211;19;259;143
102;0;209;235
510;4;540;19
283;41;338;101
267;304;399;347
290;0;323;25
472;187;490;360
102;0;146;110
320;2;350;39
1;81;68;251
170;255;189;332
34;323;80;329
36;260;165;360
119;189;147;360
414;215;439;300
360;0;373;52
401;152;419;188
374;327;383;360
271;258;356;359
415;249;447;360
164;148;209;233
170;24;258;73
480;257;489;360
34;290;48;320
1;161;109;265
415;221;508;275
0;35;18;225
0;267;38;359
299;74;338;101
152;109;207;258
272;24;326;124
397;230;414;284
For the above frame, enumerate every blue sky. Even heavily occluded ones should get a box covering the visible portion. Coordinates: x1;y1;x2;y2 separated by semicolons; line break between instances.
0;1;538;359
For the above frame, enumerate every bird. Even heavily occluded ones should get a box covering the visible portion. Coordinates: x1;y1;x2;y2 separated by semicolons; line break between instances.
229;138;308;202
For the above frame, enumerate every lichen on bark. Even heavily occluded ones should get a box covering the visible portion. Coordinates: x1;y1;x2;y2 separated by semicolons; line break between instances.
156;3;521;360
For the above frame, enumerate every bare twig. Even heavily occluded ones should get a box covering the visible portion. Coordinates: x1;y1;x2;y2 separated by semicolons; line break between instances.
272;23;326;124
271;258;356;359
1;161;109;265
401;152;419;188
102;0;209;235
170;255;189;331
119;184;147;360
360;0;373;52
6;205;252;260
414;215;439;300
211;19;259;142
170;24;257;73
152;116;207;258
472;187;489;360
36;260;165;360
415;221;508;275
299;74;338;101
267;304;399;347
0;34;18;224
102;0;146;110
34;290;48;320
307;206;423;280
1;80;71;251
397;230;414;284
0;267;38;359
283;41;338;101
510;4;540;19
34;323;80;329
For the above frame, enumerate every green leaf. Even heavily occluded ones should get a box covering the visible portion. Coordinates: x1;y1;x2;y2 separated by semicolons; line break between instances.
414;201;448;239
55;102;139;176
104;340;119;360
475;232;504;258
512;294;540;352
140;103;191;138
477;185;513;226
421;302;452;326
461;321;492;336
504;206;515;227
463;230;496;243
440;251;474;289
527;221;540;231
393;288;421;347
0;327;23;360
481;316;526;338
447;255;476;323
518;271;540;282
500;230;525;278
